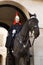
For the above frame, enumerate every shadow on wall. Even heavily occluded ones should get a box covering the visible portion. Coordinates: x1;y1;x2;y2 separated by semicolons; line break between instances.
0;22;10;30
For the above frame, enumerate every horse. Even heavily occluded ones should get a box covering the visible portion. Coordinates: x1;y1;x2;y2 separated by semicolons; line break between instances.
11;16;39;65
6;14;39;65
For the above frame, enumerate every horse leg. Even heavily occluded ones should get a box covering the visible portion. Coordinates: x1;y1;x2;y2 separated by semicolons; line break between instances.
26;50;30;65
15;56;19;65
6;51;15;65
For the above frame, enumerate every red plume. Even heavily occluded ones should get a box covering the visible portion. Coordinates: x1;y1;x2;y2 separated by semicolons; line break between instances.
16;11;19;16
13;11;21;25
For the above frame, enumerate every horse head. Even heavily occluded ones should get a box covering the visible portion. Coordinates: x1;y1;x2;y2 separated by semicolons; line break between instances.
27;15;40;46
28;16;40;39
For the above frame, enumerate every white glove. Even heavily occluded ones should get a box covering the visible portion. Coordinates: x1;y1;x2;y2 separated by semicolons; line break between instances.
12;29;16;37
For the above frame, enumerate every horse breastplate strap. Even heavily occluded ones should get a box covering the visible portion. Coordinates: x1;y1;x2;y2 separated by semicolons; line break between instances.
17;36;29;49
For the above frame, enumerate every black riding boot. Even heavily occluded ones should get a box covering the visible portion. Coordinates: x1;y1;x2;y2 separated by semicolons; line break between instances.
6;49;15;65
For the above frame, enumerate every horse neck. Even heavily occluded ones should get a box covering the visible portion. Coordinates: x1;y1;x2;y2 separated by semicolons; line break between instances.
19;21;29;37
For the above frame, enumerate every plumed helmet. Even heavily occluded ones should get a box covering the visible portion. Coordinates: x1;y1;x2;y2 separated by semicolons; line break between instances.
15;11;20;20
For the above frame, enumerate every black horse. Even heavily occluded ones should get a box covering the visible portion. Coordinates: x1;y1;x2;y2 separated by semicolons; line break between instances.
11;16;39;65
6;15;39;65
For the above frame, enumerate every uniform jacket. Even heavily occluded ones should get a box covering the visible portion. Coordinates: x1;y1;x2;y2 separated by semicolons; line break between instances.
5;21;22;49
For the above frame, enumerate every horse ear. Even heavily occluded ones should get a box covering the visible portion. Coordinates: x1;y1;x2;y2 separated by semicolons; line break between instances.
29;12;36;17
33;13;36;17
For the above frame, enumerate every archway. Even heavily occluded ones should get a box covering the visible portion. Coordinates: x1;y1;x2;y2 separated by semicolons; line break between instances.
0;1;30;65
0;1;30;27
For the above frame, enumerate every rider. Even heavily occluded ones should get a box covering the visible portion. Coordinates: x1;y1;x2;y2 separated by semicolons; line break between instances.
5;12;22;52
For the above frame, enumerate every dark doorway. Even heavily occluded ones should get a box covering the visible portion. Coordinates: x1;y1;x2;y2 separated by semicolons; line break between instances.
0;4;27;27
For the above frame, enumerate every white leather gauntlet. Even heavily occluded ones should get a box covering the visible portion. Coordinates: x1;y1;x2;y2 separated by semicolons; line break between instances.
12;29;16;37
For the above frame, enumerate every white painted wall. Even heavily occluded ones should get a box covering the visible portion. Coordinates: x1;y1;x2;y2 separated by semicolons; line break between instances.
24;1;43;28
0;27;8;65
34;29;43;65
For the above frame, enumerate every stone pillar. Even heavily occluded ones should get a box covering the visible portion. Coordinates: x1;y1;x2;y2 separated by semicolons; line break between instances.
0;27;8;65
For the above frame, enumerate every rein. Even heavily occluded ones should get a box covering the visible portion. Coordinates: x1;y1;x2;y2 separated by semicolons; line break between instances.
30;38;35;47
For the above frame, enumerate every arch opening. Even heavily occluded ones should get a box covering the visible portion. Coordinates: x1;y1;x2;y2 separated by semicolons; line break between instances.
0;4;28;27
